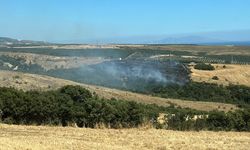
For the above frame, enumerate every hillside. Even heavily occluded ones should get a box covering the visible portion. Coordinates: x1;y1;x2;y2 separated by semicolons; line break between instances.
190;64;250;86
0;70;237;112
119;45;250;56
0;124;249;150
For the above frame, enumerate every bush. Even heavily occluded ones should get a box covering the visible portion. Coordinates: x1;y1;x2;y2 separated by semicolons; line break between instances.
212;76;219;80
194;63;215;70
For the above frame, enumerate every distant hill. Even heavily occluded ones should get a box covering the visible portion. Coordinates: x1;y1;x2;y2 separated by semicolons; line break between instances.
156;36;225;44
155;36;250;46
0;37;50;46
1;36;249;46
201;41;250;46
91;35;250;45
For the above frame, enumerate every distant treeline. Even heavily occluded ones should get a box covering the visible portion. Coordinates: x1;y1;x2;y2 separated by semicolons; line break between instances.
0;85;250;131
151;82;250;106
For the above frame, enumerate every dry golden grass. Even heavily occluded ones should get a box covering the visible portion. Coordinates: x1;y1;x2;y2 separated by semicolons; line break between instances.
0;70;237;112
0;124;249;150
190;64;250;86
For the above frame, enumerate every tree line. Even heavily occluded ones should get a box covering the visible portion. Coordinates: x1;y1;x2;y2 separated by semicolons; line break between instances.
0;85;249;131
151;82;250;106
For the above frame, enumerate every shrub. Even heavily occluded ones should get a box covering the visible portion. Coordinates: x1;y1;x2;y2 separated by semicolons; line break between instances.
212;76;219;80
194;63;215;70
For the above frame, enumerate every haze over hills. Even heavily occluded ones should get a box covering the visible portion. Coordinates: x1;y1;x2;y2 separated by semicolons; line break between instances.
2;30;250;45
84;35;224;45
0;37;49;46
1;33;250;46
92;30;250;45
155;36;225;44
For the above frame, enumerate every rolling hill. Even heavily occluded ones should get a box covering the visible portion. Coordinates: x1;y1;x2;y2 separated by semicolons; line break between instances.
0;70;237;112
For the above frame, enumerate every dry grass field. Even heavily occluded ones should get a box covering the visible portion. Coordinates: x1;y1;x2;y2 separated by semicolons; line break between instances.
0;70;237;112
0;124;249;150
190;64;250;86
9;44;250;55
119;45;250;55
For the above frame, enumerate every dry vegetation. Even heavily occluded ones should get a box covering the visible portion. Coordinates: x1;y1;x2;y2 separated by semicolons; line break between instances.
190;64;250;86
0;70;237;112
0;52;108;70
0;124;249;150
9;44;250;55
119;45;250;55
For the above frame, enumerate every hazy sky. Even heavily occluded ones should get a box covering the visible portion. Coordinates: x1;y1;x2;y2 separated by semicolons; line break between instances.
0;0;250;42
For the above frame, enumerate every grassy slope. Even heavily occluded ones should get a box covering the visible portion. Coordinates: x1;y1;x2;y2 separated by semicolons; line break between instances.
190;64;250;86
0;124;249;150
0;70;237;112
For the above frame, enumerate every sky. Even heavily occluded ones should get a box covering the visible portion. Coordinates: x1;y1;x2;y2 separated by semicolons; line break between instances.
0;0;250;43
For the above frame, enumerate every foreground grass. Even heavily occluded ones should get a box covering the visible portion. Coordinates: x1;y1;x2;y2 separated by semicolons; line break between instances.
0;124;249;150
